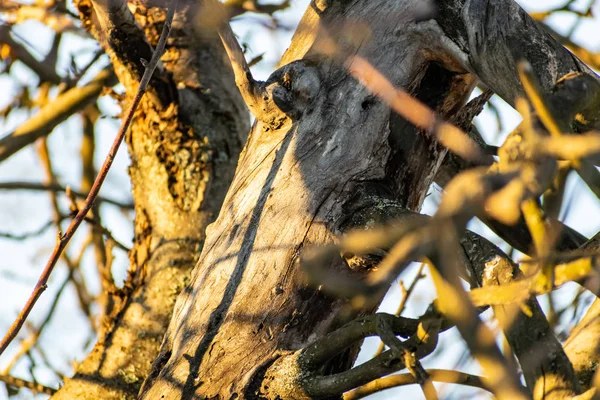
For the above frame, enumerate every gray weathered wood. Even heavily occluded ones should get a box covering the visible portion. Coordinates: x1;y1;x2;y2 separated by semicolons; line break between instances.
139;1;475;398
139;0;600;398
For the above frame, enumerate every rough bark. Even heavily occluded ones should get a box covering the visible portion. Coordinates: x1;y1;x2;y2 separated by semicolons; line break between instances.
435;0;600;127
129;0;599;399
564;232;600;390
139;1;477;398
463;232;580;399
51;1;249;399
434;0;599;255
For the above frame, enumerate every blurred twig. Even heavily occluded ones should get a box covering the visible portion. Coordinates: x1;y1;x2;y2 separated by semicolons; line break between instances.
0;220;54;240
0;373;56;396
372;262;426;357
0;25;62;84
0;181;134;209
0;0;178;356
224;0;291;18
343;369;489;400
0;68;117;162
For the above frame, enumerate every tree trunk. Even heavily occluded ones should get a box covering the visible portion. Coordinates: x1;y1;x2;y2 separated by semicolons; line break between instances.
117;0;599;398
139;1;477;398
51;1;249;398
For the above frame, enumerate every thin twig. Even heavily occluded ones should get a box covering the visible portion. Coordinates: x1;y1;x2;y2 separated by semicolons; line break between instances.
0;0;179;356
0;181;133;209
0;220;55;240
0;373;56;396
1;270;72;375
81;216;130;252
343;369;488;400
373;262;426;357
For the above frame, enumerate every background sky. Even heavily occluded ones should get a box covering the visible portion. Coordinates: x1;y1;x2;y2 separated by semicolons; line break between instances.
0;0;599;398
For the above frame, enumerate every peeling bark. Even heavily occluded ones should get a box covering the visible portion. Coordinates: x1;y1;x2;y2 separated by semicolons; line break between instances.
51;1;249;399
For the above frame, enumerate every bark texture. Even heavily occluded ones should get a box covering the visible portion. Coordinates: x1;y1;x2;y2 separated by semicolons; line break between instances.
139;1;478;398
564;232;600;390
132;0;599;398
51;1;249;399
464;233;580;399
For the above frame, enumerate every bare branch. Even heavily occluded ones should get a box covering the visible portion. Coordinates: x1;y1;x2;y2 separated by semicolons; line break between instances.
430;226;528;400
437;0;600;132
541;22;600;71
262;310;444;398
300;313;420;369
306;184;581;397
467;255;600;306
0;25;62;84
1;256;85;376
0;0;178;356
343;369;489;400
463;232;581;398
81;215;130;252
0;68;116;162
217;15;282;123
0;373;56;396
218;23;260;108
373;263;426;357
0;181;133;209
224;0;291;19
1;1;80;34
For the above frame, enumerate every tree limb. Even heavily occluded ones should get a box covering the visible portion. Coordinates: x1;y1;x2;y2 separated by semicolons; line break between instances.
89;0;173;106
343;369;489;400
307;194;581;398
0;68;116;162
0;374;57;396
0;25;62;84
223;0;291;19
432;0;599;255
564;232;600;390
262;310;444;398
435;0;600;131
462;232;581;399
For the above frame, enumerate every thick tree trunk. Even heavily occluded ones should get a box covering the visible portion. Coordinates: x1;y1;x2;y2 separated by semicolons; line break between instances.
137;0;599;399
139;1;476;398
51;1;249;399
